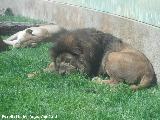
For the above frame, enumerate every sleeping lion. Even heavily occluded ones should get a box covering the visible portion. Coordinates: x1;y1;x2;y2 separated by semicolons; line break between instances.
43;28;157;91
3;24;64;48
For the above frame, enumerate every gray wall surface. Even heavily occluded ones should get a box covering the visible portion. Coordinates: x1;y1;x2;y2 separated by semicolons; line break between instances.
48;0;160;27
0;0;160;82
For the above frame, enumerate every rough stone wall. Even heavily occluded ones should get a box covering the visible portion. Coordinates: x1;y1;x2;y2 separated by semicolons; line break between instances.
0;0;160;82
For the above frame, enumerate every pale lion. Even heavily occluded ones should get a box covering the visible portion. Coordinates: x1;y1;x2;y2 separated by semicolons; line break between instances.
3;24;64;48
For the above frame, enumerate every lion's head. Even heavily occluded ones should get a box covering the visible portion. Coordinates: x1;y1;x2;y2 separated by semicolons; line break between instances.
50;28;104;76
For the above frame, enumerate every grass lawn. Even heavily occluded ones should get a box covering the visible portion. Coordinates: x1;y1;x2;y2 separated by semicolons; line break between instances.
0;15;160;120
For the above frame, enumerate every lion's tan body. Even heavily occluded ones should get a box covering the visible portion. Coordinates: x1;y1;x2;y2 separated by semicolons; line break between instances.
3;25;63;48
99;44;156;90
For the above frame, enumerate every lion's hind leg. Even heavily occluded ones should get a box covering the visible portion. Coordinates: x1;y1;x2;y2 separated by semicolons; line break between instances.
130;74;157;91
103;51;156;91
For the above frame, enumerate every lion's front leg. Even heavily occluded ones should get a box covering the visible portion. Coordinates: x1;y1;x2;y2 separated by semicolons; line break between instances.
4;32;19;41
92;77;119;85
27;62;56;78
43;62;56;73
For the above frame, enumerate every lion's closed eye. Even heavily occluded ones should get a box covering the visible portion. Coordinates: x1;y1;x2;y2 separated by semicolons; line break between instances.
65;58;71;63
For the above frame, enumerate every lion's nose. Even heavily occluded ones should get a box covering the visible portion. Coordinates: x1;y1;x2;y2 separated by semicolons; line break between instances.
59;70;66;75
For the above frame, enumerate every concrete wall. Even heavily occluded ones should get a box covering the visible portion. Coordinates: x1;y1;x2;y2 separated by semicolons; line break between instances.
47;0;160;27
0;0;160;82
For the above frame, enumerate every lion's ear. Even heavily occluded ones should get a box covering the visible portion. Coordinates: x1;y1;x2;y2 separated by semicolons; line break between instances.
26;29;33;34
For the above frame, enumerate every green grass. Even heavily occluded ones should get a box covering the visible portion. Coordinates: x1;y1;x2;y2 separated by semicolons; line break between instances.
0;16;160;120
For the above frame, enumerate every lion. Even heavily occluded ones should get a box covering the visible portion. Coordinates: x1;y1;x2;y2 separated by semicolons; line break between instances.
3;24;64;48
44;28;157;91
